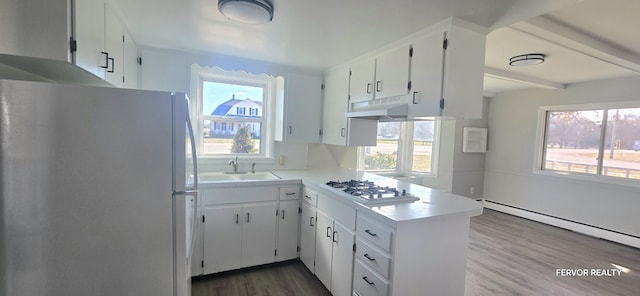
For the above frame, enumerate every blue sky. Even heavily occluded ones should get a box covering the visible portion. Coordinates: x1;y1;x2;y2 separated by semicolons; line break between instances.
202;81;263;115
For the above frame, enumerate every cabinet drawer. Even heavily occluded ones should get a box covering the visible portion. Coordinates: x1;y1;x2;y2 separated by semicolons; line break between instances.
356;238;391;279
279;186;300;200
302;187;318;206
356;215;393;252
353;262;389;296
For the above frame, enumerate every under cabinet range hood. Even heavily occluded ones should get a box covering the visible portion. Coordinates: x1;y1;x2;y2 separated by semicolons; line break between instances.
345;103;409;121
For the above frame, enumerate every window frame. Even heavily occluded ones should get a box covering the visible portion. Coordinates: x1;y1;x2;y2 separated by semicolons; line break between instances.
534;101;640;187
358;120;440;177
191;66;277;162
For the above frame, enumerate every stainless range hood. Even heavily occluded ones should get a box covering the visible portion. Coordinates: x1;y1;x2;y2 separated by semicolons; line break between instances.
345;103;409;121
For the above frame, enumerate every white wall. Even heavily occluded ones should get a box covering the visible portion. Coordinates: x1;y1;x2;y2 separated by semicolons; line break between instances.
484;75;640;238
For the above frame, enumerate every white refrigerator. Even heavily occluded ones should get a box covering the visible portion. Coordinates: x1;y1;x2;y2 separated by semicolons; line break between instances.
0;79;199;296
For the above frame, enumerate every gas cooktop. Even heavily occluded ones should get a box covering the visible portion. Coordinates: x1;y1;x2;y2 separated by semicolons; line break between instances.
325;180;419;205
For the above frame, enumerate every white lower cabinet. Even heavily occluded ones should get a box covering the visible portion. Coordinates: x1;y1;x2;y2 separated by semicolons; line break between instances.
203;202;277;274
193;184;301;276
311;193;356;296
277;199;301;261
299;188;318;272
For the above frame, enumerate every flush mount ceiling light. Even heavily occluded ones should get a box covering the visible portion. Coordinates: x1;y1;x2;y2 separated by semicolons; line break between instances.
218;0;274;25
509;53;546;66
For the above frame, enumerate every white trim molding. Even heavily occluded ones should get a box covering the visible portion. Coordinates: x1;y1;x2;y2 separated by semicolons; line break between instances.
483;199;640;249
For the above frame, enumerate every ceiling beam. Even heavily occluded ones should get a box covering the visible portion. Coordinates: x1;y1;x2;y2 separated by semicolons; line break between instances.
510;16;640;73
484;67;566;90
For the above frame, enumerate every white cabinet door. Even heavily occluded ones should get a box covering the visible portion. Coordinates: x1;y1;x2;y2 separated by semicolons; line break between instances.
348;59;375;103
331;222;355;296
104;3;124;87
277;200;300;261
74;0;106;79
123;30;139;89
374;45;411;100
409;29;445;118
300;202;316;272
314;211;333;290
241;202;277;268
203;205;242;274
322;68;350;146
191;206;203;276
282;72;323;143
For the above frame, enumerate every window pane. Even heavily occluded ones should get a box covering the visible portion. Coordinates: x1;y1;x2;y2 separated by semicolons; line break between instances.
412;121;435;172
201;81;264;155
203;122;262;154
543;110;602;175
602;108;640;179
364;122;400;170
203;81;263;118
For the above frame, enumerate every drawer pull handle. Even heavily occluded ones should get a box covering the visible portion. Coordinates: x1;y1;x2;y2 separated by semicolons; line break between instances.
310;217;314;226
365;229;377;237
362;276;375;285
326;227;332;238
285;192;296;196
235;214;239;224
281;210;285;219
363;253;376;261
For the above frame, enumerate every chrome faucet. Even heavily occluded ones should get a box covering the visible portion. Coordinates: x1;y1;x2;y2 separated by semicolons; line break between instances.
228;156;239;173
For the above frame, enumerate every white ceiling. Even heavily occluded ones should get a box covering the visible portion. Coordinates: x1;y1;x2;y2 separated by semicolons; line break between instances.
110;0;640;94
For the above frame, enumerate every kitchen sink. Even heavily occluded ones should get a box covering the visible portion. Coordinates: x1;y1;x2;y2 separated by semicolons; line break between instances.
197;171;281;182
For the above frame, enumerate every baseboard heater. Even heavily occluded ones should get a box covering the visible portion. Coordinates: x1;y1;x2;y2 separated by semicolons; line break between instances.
483;199;640;249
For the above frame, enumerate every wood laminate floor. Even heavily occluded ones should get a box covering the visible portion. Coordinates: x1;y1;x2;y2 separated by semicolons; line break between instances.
192;209;640;296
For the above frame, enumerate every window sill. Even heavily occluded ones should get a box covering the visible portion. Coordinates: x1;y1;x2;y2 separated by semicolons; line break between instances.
532;169;640;190
198;156;275;165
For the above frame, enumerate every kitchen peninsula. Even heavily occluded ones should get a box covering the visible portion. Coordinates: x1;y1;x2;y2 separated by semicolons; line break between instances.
194;168;482;296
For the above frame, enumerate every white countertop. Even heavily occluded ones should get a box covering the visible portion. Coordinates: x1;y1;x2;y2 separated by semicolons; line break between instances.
272;168;483;224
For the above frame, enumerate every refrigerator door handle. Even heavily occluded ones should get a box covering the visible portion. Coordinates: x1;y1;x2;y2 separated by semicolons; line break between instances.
185;102;198;191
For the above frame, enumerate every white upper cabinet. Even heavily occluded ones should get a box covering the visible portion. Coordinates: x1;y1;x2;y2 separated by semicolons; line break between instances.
372;45;412;100
0;0;70;62
409;19;486;119
348;59;376;103
0;0;138;87
409;30;446;118
348;45;411;104
123;30;139;89
104;3;125;86
276;72;323;143
75;0;107;79
322;67;377;147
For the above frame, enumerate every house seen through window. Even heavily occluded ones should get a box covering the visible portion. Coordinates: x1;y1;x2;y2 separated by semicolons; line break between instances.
201;81;266;155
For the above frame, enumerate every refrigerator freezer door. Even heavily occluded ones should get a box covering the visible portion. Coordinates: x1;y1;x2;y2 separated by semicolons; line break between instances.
0;80;175;295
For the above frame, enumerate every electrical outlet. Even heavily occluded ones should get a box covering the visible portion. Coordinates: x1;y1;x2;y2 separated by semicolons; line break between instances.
279;155;286;165
470;186;475;195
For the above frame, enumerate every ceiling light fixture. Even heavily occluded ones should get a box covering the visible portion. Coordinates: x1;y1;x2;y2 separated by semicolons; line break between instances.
509;53;545;66
218;0;274;25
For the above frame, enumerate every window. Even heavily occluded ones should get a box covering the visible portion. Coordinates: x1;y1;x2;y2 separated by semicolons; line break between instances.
539;105;640;181
360;121;438;175
192;65;280;159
